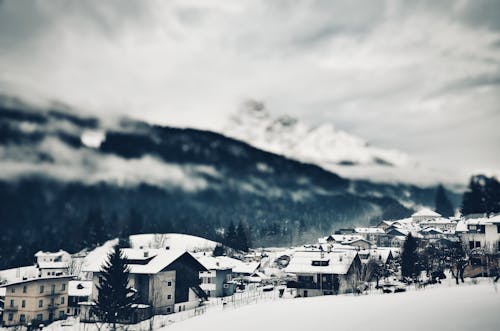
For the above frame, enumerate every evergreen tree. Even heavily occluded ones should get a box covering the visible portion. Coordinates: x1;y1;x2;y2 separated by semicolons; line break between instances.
128;208;144;235
224;221;237;249
212;244;225;257
401;233;420;281
93;245;136;329
434;184;454;217
84;208;106;247
236;220;250;252
461;175;500;215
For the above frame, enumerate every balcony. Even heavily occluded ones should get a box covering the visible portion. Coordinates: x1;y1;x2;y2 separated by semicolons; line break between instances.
199;271;216;278
5;305;19;312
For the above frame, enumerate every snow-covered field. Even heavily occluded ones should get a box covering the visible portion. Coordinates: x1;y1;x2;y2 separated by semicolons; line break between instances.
162;282;500;331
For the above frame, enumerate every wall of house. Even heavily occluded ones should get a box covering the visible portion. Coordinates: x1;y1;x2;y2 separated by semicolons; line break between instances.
148;271;176;314
1;278;69;327
174;288;199;313
461;224;500;254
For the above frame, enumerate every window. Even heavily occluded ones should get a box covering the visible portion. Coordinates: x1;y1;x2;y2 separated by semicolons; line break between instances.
207;278;211;284
10;299;14;307
167;294;172;300
22;300;26;308
167;281;172;286
11;287;15;293
61;296;65;304
8;313;13;321
40;285;44;293
51;284;56;294
39;299;43;308
475;241;481;248
59;310;65;318
61;283;66;291
67;308;70;314
167;307;171;313
23;285;27;293
312;260;329;266
497;224;500;233
37;314;43;320
20;314;26;323
469;241;475;249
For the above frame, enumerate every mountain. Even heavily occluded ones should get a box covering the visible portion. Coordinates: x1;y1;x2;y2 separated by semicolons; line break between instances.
0;95;458;269
222;100;457;186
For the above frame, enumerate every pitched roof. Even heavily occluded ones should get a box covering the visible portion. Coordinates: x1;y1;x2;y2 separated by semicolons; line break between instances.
68;280;93;297
83;248;204;274
412;208;441;217
284;250;358;275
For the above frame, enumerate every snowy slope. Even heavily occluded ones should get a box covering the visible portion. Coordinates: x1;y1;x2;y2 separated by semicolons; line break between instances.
222;102;456;185
164;283;500;331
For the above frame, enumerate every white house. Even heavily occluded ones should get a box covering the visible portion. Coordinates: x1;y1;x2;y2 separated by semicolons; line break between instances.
34;250;72;277
412;208;441;223
285;250;362;297
458;215;500;254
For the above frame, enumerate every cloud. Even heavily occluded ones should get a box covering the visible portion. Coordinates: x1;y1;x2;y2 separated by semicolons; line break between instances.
0;137;216;190
0;0;499;178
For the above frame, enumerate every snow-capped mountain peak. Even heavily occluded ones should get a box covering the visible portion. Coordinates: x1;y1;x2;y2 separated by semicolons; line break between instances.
222;101;456;186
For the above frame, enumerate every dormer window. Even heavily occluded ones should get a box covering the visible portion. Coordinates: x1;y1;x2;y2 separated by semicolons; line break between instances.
312;260;329;266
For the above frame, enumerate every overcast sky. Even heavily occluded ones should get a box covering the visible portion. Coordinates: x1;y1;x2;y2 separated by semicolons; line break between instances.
0;0;499;178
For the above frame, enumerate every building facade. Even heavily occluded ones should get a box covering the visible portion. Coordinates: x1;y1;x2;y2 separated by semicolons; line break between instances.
0;276;72;327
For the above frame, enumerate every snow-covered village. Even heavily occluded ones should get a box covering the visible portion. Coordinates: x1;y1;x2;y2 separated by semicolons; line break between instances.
1;1;500;330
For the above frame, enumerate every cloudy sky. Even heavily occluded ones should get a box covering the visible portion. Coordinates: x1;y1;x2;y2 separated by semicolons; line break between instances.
0;0;499;177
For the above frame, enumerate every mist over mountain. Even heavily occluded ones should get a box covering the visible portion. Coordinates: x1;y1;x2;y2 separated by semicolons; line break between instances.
223;100;461;186
0;95;460;268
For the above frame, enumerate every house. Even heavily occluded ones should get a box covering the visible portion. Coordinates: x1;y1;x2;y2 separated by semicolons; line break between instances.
196;255;238;298
0;275;72;327
67;280;92;316
411;208;441;223
457;215;500;255
35;250;72;277
81;248;208;323
344;238;372;250
354;228;385;245
285;250;362;297
358;248;394;265
419;218;457;233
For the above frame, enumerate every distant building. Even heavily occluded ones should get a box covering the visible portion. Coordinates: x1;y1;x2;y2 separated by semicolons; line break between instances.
457;215;500;255
412;208;441;223
285;250;362;297
0;275;72;327
81;248;208;323
35;250;71;277
196;256;237;298
67;280;92;316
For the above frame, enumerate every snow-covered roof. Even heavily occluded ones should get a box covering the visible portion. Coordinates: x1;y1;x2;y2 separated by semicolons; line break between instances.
0;266;39;284
0;287;5;297
68;280;93;297
420;227;444;234
419;218;457;225
83;248;204;274
233;261;260;275
354;227;385;234
35;249;70;258
194;254;245;271
0;275;73;288
412;208;441;217
284;250;358;275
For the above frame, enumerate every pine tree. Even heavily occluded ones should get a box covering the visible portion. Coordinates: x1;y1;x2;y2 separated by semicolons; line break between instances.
461;175;500;215
213;244;225;257
224;221;237;249
435;184;454;217
93;245;136;329
401;233;420;281
236;220;250;252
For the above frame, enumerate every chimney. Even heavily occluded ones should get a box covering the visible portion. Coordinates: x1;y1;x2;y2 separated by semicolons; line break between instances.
144;251;149;258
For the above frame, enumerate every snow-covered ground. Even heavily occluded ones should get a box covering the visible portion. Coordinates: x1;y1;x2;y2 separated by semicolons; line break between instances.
162;282;500;331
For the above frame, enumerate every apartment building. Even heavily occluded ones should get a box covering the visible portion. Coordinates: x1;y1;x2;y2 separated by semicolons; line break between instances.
0;275;72;327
